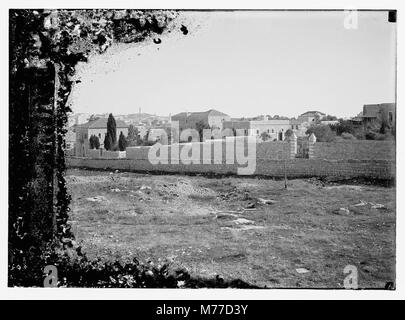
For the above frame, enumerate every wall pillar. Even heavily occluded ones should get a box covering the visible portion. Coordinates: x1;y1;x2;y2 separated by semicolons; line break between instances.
308;133;317;159
288;132;297;159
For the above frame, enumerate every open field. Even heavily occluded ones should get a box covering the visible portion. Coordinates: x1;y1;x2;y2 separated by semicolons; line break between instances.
66;168;396;288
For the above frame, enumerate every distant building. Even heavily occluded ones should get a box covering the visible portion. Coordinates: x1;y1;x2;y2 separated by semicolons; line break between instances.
362;103;395;128
297;111;326;124
65;126;76;151
171;109;231;131
320;120;339;126
74;118;129;157
223;118;294;141
68;113;90;127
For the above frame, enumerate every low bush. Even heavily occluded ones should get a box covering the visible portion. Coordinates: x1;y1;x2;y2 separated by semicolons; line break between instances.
341;132;356;140
9;244;261;288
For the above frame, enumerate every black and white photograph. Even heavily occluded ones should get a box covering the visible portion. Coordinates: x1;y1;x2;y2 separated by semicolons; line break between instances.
3;0;404;304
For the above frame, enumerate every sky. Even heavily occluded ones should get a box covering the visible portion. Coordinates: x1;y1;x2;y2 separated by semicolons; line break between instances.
69;10;396;119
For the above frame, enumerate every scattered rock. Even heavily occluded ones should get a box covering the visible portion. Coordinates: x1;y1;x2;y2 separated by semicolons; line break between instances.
215;212;239;219
333;207;350;215
353;200;367;207
246;202;256;209
86;196;107;202
296;268;310;274
257;198;277;205
234;218;254;225
140;185;152;191
371;203;385;209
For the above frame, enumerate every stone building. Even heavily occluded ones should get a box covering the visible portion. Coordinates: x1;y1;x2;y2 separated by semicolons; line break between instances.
74;117;128;157
362;103;396;129
223;117;297;141
297;111;326;124
171;109;231;131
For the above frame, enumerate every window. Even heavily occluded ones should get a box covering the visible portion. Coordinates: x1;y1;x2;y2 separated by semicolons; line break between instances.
98;133;101;138
256;130;259;134
267;129;270;133
296;125;298;130
272;129;274;133
389;112;393;123
281;129;284;131
84;133;87;139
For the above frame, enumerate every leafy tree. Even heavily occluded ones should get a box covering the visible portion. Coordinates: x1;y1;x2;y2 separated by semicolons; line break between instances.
127;124;137;140
9;8;181;286
313;113;322;125
88;114;100;122
260;132;271;141
322;114;337;121
306;124;336;142
118;132;127;151
107;113;117;147
341;132;356;140
127;124;141;146
284;129;294;139
195;120;210;142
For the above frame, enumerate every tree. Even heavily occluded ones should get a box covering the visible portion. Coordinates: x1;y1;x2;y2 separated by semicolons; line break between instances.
107;113;117;148
127;124;140;146
9;8;180;286
93;135;100;149
89;134;100;149
306;124;336;142
284;129;294;139
88;114;100;122
118;132;127;151
89;135;94;149
104;132;112;150
195;120;210;142
322;114;337;121
260;132;271;141
313;113;322;125
127;124;137;140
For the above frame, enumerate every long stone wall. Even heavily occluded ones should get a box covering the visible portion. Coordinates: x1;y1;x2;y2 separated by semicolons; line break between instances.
66;157;395;180
68;139;396;179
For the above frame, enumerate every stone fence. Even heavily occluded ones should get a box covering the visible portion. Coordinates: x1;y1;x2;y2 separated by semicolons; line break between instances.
69;134;395;179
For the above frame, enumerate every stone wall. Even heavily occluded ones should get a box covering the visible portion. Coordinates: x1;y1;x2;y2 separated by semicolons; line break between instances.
312;141;395;160
67;139;395;179
66;157;395;179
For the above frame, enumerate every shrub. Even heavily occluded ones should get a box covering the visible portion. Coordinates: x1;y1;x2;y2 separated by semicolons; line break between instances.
341;132;356;140
306;125;336;142
10;245;261;288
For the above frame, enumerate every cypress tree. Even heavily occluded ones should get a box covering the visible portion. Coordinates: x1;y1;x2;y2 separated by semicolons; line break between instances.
107;113;117;148
118;132;127;151
104;132;112;150
94;135;100;149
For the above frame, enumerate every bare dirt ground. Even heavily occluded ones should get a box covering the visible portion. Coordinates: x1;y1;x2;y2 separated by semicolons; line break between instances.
66;168;396;288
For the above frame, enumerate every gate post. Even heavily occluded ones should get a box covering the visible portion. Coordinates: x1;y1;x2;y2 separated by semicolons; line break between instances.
288;132;297;159
308;133;317;159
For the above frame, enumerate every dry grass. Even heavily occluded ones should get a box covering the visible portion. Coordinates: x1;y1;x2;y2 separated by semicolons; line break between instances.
66;168;396;288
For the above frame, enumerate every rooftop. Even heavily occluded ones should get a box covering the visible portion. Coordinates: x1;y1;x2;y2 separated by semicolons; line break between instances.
76;117;128;129
172;109;230;120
